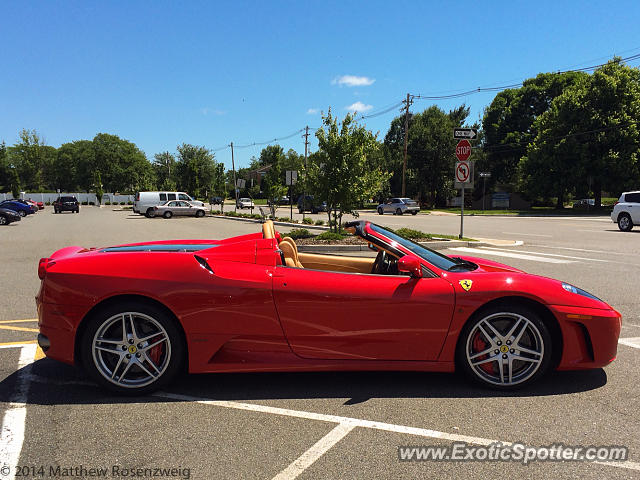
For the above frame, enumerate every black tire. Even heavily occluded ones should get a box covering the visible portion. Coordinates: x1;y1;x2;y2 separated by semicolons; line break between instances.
0;216;7;225
80;301;184;395
378;207;384;215
54;209;58;214
298;208;304;214
163;211;172;219
75;209;79;213
195;210;205;218
145;208;154;218
19;210;26;217
411;211;418;215
617;213;633;232
456;304;553;390
396;208;403;215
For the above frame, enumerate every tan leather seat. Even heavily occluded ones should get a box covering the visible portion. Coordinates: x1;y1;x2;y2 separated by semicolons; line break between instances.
279;236;303;268
262;220;275;239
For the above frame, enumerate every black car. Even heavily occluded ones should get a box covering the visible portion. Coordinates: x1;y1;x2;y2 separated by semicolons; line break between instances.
53;196;80;213
0;207;21;225
297;195;327;214
209;196;224;205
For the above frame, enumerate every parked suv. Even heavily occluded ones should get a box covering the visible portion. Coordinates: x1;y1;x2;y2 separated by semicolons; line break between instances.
377;198;420;215
53;196;80;214
611;191;640;231
297;195;326;214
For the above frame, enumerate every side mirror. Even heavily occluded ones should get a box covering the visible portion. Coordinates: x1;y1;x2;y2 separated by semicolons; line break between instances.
398;255;423;278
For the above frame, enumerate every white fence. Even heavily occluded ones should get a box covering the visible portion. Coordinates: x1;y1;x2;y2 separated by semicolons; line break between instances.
0;192;134;204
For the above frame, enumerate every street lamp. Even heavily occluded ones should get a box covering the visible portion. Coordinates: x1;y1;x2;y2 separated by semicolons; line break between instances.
479;172;491;211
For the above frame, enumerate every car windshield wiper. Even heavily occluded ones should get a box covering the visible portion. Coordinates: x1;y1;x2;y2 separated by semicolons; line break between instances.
448;257;479;271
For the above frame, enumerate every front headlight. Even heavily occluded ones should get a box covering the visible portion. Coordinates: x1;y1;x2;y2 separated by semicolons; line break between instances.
562;283;602;301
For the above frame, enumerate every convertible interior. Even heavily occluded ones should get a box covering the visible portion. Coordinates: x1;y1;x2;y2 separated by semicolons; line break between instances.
262;220;400;275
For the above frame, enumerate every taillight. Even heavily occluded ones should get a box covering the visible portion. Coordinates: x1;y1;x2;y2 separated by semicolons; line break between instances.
614;201;619;206
38;258;56;280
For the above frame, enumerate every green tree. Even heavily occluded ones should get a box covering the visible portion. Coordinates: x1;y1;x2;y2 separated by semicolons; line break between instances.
153;152;176;190
175;144;218;199
92;133;152;193
482;71;587;191
259;145;287;209
521;58;640;207
7;129;53;191
308;110;388;231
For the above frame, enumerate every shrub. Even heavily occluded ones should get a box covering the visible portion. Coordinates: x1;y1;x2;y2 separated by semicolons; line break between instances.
81;201;88;205
120;201;126;205
225;211;239;217
210;209;222;215
395;228;431;240
251;214;262;220
314;219;324;226
287;228;313;240
127;201;133;205
315;231;345;241
89;201;95;205
302;217;314;225
277;217;291;222
45;201;51;206
105;201;111;205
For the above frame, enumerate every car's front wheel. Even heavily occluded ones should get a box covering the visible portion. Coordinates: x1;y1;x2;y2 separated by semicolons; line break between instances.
163;211;172;219
0;216;7;225
396;208;403;215
18;210;26;217
378;207;383;215
195;210;205;218
457;305;552;389
80;302;184;395
618;213;633;231
411;211;418;215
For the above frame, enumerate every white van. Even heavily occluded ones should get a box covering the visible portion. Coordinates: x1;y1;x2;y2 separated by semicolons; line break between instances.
134;192;204;217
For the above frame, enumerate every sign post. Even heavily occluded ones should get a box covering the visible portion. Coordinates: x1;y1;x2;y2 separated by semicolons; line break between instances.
286;170;297;221
479;172;491;211
454;139;473;239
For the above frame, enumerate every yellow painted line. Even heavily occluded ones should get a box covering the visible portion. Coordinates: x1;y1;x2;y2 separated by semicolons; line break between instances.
0;325;39;333
0;340;37;346
0;319;38;324
34;345;45;360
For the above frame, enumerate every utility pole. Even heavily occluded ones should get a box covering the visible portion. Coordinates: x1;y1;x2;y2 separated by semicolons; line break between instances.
302;126;310;221
230;142;238;213
402;93;412;197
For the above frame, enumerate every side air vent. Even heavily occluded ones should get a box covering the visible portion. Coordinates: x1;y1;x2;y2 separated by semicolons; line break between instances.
194;255;214;274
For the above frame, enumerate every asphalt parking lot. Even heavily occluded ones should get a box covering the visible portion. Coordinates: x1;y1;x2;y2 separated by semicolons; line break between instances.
1;206;639;479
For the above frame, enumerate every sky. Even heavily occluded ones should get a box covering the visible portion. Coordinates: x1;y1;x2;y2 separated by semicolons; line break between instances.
2;0;640;171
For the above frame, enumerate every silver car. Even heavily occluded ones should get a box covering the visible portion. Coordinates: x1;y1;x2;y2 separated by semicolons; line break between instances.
377;197;420;215
150;201;206;218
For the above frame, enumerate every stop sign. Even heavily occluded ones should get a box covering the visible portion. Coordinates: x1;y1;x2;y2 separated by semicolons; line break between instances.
455;140;471;162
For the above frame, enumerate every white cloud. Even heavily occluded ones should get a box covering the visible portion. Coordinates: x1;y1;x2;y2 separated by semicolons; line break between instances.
332;75;375;87
345;101;373;113
306;108;319;115
201;108;226;116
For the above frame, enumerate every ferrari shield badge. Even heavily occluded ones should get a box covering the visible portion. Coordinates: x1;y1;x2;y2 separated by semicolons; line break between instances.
459;279;473;291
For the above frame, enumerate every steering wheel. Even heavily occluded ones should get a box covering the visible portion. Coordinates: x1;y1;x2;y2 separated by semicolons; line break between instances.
371;250;388;274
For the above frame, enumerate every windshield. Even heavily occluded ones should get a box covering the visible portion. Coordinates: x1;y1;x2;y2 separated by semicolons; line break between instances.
369;223;462;271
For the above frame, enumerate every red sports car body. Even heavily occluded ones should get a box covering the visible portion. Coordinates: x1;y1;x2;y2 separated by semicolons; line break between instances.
36;220;621;394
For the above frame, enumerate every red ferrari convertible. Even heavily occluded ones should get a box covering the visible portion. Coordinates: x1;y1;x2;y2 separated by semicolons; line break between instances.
36;220;621;394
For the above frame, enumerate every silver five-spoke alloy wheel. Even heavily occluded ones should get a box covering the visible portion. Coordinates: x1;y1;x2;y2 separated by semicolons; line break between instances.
464;311;546;387
91;311;172;389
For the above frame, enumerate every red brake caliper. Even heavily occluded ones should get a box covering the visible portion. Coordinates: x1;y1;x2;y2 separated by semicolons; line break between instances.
147;335;164;365
472;333;496;374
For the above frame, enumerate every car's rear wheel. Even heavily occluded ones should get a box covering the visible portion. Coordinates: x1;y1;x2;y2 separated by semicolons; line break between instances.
618;213;633;231
145;208;154;218
18;210;26;217
163;211;172;219
378;207;383;215
0;216;7;225
411;211;418;215
195;210;205;218
80;302;184;395
396;208;403;215
457;305;552;389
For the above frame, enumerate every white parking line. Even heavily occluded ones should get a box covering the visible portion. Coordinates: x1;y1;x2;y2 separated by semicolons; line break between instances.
502;232;552;237
272;423;355;480
478;247;609;263
618;337;640;349
448;247;573;264
0;344;36;480
154;392;640;473
527;245;630;256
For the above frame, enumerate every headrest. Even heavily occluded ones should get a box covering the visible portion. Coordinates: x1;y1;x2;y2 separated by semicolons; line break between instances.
279;241;298;268
262;220;275;239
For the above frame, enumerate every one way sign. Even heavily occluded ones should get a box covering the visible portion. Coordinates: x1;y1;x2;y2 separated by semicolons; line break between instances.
453;128;478;140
